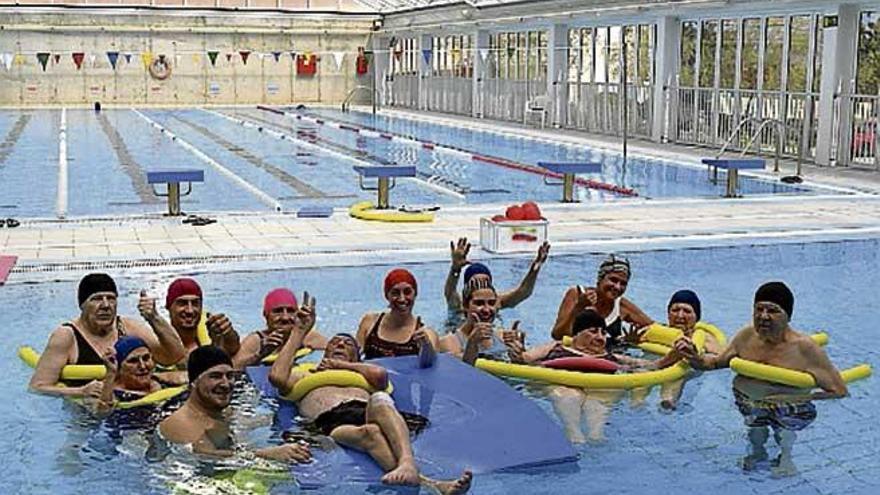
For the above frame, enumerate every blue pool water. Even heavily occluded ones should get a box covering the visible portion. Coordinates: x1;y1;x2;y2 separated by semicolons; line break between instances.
2;238;877;494
0;107;813;219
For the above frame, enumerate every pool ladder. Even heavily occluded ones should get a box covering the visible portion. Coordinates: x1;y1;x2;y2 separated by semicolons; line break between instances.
342;85;379;114
715;117;804;181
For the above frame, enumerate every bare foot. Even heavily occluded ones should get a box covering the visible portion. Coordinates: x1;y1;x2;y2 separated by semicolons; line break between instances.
565;427;587;445
740;449;768;471
381;458;420;486
429;470;473;495
770;455;798;478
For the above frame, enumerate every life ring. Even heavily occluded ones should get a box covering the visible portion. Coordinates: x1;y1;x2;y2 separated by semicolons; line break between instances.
349;201;433;223
476;329;708;389
283;362;393;402
543;356;619;374
730;359;871;388
149;56;172;81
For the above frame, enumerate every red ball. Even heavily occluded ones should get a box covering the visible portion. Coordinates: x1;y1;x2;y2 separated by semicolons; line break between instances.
521;201;542;220
505;205;526;221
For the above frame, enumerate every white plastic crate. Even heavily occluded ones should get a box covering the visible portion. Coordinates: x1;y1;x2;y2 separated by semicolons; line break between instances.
479;217;549;253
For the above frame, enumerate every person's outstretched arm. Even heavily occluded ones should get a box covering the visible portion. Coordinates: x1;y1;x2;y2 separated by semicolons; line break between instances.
500;241;550;309
444;238;470;310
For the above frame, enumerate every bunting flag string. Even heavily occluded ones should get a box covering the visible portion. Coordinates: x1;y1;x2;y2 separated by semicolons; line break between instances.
36;52;50;71
106;51;119;70
239;50;251;65
72;52;85;70
207;50;219;67
332;51;345;71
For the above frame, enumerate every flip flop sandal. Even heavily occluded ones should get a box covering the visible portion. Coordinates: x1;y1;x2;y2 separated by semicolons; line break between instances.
182;215;200;224
190;217;217;226
5;218;19;228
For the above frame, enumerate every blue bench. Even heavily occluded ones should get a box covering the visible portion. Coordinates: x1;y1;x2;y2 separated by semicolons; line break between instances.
701;159;765;197
147;170;204;216
353;165;416;209
538;162;602;202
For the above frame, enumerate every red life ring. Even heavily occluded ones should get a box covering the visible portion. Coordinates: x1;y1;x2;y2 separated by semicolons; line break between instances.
543;356;619;374
149;56;172;81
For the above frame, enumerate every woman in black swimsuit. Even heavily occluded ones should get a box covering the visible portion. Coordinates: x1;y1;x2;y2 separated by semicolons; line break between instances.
356;269;440;366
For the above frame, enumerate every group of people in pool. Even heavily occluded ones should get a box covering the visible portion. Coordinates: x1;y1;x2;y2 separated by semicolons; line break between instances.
27;237;849;486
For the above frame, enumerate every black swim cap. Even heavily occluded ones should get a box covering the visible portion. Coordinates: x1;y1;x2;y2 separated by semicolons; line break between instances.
754;281;794;319
78;273;118;307
668;289;701;321
572;309;607;336
187;346;232;383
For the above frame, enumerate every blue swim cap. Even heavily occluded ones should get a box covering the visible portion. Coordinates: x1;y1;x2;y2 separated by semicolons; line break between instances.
463;263;492;285
668;289;701;321
114;336;148;364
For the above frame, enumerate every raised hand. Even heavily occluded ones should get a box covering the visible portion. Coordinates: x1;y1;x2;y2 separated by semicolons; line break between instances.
138;289;158;321
80;379;105;400
294;292;316;333
100;348;118;377
575;285;598;310
206;313;234;340
532;241;550;270
621;325;646;345
450;237;471;271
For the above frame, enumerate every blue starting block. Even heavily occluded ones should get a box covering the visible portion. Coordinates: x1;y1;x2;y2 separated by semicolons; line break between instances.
539;162;602;202
353;165;416;209
701;158;765;197
146;170;204;216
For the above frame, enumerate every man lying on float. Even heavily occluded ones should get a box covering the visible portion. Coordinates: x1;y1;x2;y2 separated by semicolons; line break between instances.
268;300;472;494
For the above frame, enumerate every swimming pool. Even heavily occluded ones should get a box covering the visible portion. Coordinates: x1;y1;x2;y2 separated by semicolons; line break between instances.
0;106;814;219
2;238;877;494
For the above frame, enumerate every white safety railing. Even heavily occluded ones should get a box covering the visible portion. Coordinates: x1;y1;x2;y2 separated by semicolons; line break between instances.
835;93;880;169
565;82;653;138
423;76;473;116
667;86;820;162
388;74;419;110
482;78;547;123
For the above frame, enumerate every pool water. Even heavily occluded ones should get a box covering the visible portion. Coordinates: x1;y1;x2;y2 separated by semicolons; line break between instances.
0;107;813;219
2;238;877;494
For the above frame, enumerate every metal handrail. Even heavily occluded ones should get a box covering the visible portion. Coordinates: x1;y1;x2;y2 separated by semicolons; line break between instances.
716;117;792;175
342;85;378;113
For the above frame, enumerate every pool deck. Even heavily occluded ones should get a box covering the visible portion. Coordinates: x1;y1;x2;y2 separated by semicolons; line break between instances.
2;108;880;282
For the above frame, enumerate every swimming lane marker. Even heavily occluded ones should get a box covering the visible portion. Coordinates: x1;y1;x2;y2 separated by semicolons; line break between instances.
210;109;463;200
56;108;68;219
132;109;282;212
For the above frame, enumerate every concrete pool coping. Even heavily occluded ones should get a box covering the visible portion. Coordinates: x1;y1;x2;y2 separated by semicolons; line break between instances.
2;193;880;283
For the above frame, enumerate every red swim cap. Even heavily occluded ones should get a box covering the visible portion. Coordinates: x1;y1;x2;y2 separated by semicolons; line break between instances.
384;268;417;295
166;278;203;309
263;288;298;316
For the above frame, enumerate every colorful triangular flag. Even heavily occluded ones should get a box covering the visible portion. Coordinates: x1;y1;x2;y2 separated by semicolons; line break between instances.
191;53;201;64
106;51;119;70
332;51;345;71
53;53;61;65
239;50;251;65
14;54;26;66
207;51;219;66
141;52;153;69
479;48;489;61
226;52;233;63
36;52;50;71
72;52;85;70
272;51;281;62
422;49;432;65
290;51;297;61
124;52;133;64
1;53;13;71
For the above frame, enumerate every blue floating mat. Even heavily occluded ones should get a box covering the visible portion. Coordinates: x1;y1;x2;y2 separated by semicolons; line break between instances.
246;354;577;489
296;205;334;218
